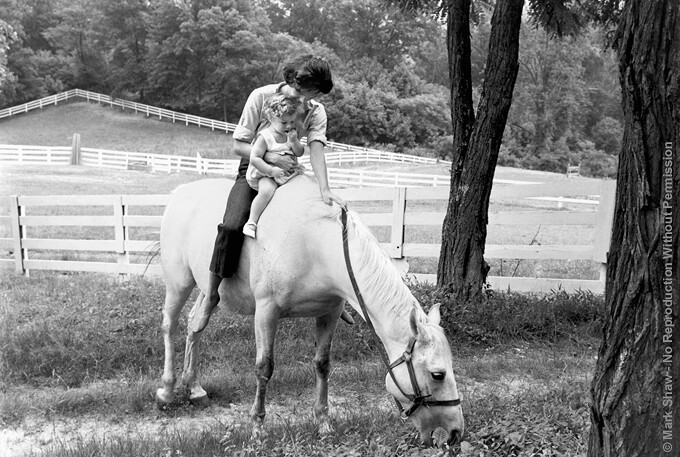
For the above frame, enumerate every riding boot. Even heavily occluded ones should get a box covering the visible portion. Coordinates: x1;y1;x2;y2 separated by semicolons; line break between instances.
191;273;222;333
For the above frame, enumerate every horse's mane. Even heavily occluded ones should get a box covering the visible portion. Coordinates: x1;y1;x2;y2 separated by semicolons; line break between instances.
333;207;418;320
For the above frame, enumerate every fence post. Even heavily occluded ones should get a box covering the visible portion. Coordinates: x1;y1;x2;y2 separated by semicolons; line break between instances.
592;180;617;290
113;195;130;281
9;196;26;275
391;187;407;258
196;152;203;174
70;133;81;165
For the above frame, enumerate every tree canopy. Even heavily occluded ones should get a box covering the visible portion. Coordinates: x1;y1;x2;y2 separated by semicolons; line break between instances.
0;0;620;176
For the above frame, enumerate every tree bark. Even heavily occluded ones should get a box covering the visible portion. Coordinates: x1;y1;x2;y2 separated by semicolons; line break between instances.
588;1;679;456
437;0;524;303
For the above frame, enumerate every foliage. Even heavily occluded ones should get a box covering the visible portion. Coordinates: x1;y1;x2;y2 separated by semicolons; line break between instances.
0;18;16;88
0;0;622;176
462;381;591;456
410;281;606;345
496;25;622;177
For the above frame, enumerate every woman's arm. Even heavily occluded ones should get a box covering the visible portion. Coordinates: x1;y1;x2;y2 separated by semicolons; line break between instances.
309;141;346;208
233;139;251;160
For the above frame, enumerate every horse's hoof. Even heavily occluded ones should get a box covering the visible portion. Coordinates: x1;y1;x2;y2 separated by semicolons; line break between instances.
189;393;210;408
155;388;174;410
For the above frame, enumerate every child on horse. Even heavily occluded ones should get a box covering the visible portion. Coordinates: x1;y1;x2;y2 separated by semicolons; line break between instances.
242;94;307;238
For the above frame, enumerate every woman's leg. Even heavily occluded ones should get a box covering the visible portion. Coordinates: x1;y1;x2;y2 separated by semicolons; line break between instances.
195;173;255;332
209;174;257;278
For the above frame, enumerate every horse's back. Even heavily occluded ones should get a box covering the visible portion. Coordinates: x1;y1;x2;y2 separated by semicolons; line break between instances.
161;175;344;314
161;179;232;290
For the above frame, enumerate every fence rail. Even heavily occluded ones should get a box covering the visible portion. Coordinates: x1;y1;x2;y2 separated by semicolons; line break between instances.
0;181;616;293
1;144;452;188
1;89;449;167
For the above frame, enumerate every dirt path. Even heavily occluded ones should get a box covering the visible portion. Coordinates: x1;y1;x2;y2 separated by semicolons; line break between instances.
1;404;232;457
1;388;391;456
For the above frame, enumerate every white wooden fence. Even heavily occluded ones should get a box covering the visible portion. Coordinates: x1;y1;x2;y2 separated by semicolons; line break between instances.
1;144;450;188
0;180;616;293
0;89;449;167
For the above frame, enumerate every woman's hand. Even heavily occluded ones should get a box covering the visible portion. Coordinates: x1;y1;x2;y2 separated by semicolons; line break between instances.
321;188;347;209
264;152;296;173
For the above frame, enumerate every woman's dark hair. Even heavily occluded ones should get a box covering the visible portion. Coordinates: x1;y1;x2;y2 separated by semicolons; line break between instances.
283;55;333;94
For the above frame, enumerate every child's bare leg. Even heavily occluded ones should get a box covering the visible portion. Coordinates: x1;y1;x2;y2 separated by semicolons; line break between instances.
244;178;278;238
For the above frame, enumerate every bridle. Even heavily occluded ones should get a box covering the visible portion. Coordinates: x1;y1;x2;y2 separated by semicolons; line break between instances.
340;208;461;419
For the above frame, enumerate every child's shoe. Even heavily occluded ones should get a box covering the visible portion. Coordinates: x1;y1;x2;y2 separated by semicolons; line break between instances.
243;222;257;238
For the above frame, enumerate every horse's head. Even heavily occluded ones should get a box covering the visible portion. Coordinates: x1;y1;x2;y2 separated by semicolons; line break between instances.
385;304;464;447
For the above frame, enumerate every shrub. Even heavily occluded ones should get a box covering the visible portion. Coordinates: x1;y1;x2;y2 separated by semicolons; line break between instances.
409;281;605;345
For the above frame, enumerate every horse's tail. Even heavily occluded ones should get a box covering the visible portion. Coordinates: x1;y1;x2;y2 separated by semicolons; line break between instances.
142;240;161;277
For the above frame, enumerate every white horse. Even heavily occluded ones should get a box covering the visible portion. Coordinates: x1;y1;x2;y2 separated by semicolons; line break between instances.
155;176;464;446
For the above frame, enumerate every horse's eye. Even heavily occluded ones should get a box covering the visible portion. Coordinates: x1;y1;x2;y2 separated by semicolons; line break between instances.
431;372;446;381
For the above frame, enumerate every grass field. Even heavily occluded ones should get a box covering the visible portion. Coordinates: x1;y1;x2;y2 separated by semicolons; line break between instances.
0;273;602;457
0;102;604;456
0;101;235;159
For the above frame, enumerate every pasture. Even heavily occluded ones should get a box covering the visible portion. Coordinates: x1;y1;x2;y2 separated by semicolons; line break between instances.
0;103;604;456
0;272;601;457
0;166;603;456
0;100;235;160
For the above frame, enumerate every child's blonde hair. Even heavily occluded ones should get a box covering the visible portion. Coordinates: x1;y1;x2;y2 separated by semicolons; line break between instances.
264;93;301;121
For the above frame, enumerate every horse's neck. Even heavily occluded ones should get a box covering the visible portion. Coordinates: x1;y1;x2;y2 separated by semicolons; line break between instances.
344;230;416;361
357;294;414;362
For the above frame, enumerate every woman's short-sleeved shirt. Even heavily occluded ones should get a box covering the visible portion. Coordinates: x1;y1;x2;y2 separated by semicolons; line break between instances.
232;82;328;146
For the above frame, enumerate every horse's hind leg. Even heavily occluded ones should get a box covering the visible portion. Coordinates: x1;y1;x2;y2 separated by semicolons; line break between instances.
249;304;280;440
313;304;343;436
155;281;194;407
181;292;210;405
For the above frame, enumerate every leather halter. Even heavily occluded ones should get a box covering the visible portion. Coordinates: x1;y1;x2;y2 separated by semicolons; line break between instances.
340;208;461;418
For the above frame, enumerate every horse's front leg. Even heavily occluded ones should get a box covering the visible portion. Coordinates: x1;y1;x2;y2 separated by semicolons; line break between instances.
249;304;279;441
314;304;343;436
156;285;193;407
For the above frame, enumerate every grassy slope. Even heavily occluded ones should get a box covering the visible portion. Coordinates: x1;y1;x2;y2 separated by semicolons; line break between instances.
0;99;601;185
0;100;235;159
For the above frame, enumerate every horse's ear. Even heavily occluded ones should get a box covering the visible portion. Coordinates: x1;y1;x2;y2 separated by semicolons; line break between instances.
409;308;431;341
428;303;441;326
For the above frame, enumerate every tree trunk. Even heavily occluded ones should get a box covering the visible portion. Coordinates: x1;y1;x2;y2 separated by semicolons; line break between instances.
588;1;679;456
437;0;524;303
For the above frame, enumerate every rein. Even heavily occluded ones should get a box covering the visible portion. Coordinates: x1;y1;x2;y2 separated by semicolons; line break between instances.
340;208;461;418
